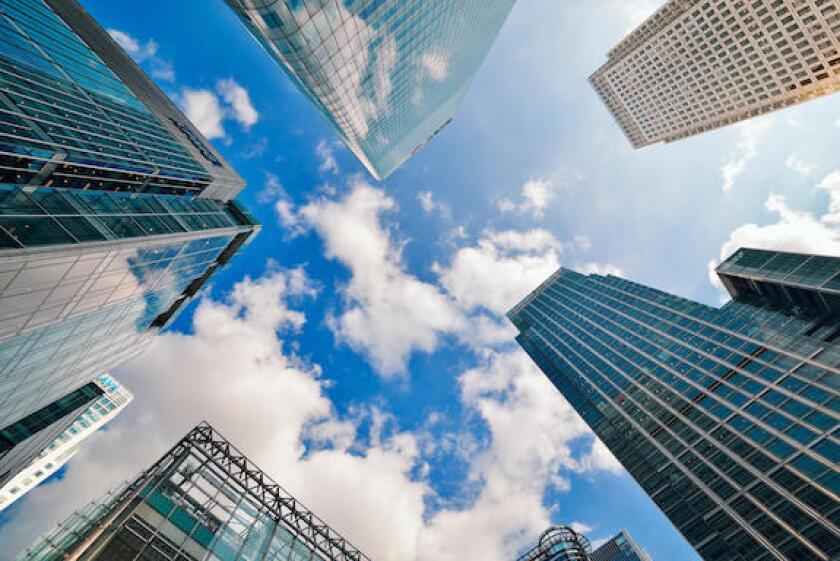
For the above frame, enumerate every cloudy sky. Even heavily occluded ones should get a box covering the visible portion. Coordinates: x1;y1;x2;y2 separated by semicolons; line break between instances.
2;1;840;559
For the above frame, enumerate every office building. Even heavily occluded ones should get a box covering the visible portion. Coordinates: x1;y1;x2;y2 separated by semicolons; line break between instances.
591;531;651;561
224;0;517;180
508;248;840;561
16;422;371;561
0;0;259;489
590;1;840;148
516;526;592;561
0;375;132;513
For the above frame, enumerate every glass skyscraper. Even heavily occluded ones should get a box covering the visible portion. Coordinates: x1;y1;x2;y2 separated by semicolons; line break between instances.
591;531;651;561
224;0;517;180
0;374;132;513
508;248;839;561
516;526;592;561
0;0;259;490
16;422;371;561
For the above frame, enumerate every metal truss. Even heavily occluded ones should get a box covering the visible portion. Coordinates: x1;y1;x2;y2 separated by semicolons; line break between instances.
516;526;592;561
157;422;371;561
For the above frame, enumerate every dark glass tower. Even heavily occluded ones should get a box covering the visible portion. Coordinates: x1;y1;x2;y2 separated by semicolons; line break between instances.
508;248;840;561
516;526;592;561
0;0;259;489
15;423;370;561
591;531;651;561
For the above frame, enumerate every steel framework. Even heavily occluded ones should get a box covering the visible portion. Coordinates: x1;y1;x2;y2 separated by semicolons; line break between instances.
516;526;592;561
145;422;372;561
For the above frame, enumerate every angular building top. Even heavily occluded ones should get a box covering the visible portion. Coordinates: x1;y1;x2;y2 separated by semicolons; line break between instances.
0;374;132;512
508;248;840;561
0;0;245;201
590;0;840;148
225;0;517;180
591;530;651;561
17;422;371;561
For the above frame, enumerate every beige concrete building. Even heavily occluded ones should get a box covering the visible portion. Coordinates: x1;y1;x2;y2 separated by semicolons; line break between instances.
590;0;840;148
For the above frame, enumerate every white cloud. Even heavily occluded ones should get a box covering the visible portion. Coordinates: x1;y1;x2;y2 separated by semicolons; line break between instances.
573;235;592;252
417;350;593;561
720;119;772;192
216;78;259;128
301;181;464;376
784;154;815;177
579;262;624;277
421;52;450;82
108;29;174;82
570;522;595;535
316;139;339;174
179;87;226;139
577;438;623;474
709;169;840;289
178;80;259;140
436;229;562;315
499;179;555;218
418;191;436;213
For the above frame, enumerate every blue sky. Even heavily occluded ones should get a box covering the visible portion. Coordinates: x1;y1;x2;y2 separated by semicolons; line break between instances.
2;1;840;559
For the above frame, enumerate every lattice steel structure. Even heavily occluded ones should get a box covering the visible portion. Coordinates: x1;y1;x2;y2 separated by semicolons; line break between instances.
225;0;517;180
591;0;840;148
17;422;371;561
0;0;259;490
516;526;592;561
509;248;840;561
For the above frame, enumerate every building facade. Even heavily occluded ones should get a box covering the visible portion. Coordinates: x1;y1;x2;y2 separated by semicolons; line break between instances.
0;375;133;513
591;531;651;561
16;423;371;561
590;1;840;148
508;248;840;561
0;0;259;489
224;0;517;180
516;526;592;561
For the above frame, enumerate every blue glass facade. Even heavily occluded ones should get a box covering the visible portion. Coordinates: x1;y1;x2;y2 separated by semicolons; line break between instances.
508;249;840;561
225;0;517;179
591;531;651;561
17;423;370;561
0;0;259;492
516;526;592;561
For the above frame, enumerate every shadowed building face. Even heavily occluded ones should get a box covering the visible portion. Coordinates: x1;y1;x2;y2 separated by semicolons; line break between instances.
509;248;840;561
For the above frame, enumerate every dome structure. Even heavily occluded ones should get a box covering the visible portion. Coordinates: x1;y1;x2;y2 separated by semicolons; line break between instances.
516;525;593;561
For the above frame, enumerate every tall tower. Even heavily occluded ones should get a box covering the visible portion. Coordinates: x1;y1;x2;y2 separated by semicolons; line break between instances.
15;423;371;561
591;530;652;561
224;0;517;180
590;1;840;148
0;0;259;490
516;526;592;561
0;374;132;512
508;248;840;561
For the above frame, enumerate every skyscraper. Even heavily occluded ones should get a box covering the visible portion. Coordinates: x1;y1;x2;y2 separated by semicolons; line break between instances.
224;0;517;180
0;375;132;513
516;526;592;561
0;0;259;489
15;422;371;561
591;530;651;561
508;248;840;561
590;1;840;148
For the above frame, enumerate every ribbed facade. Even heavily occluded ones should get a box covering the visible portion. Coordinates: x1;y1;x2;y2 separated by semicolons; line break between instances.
516;526;593;561
590;0;840;148
508;248;839;561
0;0;259;491
225;0;516;179
16;423;371;561
0;374;132;512
590;531;651;561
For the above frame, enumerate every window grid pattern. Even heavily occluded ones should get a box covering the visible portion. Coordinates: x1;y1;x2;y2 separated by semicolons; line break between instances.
591;530;652;561
590;0;840;148
509;265;840;561
0;0;213;194
226;0;515;179
17;424;370;561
